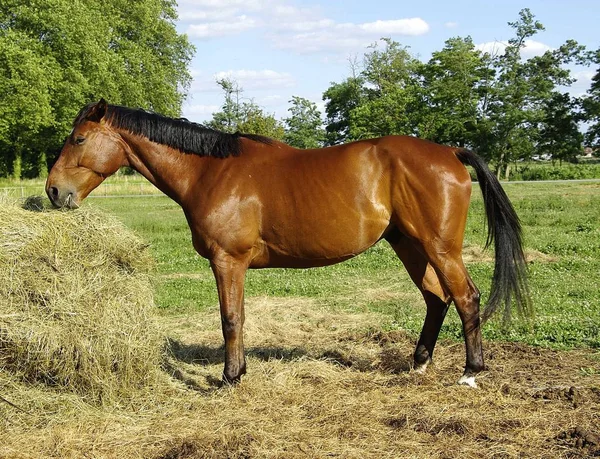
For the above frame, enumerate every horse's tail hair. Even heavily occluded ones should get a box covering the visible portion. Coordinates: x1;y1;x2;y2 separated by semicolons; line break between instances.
455;149;532;322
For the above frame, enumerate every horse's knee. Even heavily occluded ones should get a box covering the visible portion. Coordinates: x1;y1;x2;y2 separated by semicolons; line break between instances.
221;312;243;334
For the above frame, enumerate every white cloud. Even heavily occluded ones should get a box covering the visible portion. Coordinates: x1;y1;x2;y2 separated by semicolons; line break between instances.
475;39;552;58
521;39;552;58
445;21;458;28
255;94;284;105
276;19;336;32
568;70;595;97
187;69;295;95
213;69;295;90
181;104;220;119
177;8;240;22
476;41;505;56
178;0;264;11
271;17;430;54
359;18;429;36
179;0;428;54
186;15;258;38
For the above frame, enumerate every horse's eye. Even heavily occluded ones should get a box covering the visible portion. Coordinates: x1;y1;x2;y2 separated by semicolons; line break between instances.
75;136;86;145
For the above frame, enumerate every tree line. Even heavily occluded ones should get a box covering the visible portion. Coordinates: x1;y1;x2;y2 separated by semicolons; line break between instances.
1;6;599;180
211;9;600;180
0;0;193;179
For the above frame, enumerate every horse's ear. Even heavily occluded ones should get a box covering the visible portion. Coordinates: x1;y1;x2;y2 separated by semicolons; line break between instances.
87;98;108;122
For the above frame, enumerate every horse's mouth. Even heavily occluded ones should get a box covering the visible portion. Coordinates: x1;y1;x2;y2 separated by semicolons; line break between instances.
64;193;79;209
48;191;79;209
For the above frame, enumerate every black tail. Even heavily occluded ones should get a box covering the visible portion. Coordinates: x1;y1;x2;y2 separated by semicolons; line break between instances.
456;149;532;322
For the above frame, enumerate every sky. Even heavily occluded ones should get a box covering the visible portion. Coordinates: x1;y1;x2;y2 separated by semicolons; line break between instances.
175;0;599;123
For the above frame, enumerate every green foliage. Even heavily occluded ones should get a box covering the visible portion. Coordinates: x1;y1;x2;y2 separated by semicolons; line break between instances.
322;77;365;145
537;92;583;163
0;0;194;178
208;78;285;140
478;14;586;178
349;39;421;139
283;96;325;149
511;163;600;181
321;9;589;178
417;36;489;146
582;48;600;148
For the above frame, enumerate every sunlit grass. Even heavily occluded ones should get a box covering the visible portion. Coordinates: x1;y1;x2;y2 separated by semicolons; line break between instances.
75;181;600;349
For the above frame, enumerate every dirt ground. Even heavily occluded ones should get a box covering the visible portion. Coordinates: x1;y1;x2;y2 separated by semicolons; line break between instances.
2;296;599;458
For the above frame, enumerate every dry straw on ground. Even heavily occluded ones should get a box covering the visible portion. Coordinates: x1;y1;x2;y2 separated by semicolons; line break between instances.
0;196;163;403
0;197;598;459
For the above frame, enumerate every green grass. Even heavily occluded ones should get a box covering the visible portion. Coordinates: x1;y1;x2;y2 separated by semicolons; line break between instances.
509;161;600;181
79;181;600;350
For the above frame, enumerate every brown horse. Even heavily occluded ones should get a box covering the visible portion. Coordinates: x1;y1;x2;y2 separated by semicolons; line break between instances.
46;99;530;387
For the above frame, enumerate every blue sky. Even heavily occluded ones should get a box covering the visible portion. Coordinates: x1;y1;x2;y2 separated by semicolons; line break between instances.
175;0;599;122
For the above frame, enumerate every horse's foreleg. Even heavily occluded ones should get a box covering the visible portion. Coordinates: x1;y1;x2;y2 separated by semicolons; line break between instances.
210;253;248;384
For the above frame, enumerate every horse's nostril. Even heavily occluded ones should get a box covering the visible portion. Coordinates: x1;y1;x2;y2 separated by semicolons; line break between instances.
50;187;59;198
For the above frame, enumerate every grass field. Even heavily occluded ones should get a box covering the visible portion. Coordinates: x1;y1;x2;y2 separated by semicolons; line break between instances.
3;180;600;458
85;180;600;351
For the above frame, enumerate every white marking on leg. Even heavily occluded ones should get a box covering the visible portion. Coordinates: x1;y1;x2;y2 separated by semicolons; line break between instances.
413;359;429;374
457;374;478;388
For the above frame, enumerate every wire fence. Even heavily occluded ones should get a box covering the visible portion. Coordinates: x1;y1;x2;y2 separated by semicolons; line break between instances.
0;181;164;199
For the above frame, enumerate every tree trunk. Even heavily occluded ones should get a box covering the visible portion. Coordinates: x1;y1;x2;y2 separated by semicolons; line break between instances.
496;150;506;181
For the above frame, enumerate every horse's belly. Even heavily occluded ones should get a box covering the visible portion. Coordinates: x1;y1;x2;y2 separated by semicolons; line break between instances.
252;214;390;268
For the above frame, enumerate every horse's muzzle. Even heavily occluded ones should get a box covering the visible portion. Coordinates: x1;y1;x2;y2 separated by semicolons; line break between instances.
46;185;79;209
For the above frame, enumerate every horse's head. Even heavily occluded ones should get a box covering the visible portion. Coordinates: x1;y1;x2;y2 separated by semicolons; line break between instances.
46;99;129;208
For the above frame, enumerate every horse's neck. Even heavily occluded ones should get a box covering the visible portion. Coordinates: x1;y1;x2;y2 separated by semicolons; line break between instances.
122;133;201;204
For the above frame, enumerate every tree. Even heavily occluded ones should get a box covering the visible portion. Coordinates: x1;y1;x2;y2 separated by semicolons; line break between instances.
322;77;364;145
417;37;490;146
283;96;325;149
208;78;245;134
474;9;585;178
582;48;600;148
348;38;421;140
538;93;583;164
0;0;194;178
208;78;285;140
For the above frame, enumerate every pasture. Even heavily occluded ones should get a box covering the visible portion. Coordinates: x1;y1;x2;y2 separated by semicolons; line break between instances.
89;181;600;350
1;180;599;458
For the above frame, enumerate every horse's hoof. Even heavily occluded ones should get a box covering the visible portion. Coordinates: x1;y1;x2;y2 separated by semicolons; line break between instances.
457;374;478;388
413;359;431;374
221;374;242;386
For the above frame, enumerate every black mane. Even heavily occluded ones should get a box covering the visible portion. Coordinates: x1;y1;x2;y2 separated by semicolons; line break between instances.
74;103;273;158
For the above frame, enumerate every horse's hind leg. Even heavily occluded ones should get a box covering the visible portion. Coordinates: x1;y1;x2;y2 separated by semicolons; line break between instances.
421;243;484;387
389;233;484;386
388;235;452;373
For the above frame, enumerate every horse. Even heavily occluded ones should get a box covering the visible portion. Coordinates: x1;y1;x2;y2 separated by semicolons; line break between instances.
46;99;530;387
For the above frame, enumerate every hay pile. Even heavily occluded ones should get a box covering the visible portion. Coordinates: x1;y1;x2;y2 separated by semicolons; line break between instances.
0;196;163;403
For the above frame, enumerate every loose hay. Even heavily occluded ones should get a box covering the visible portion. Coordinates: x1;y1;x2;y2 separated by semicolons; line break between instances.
1;197;599;458
1;294;599;458
0;196;163;403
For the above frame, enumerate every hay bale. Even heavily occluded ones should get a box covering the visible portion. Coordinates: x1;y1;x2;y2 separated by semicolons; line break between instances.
0;196;163;403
